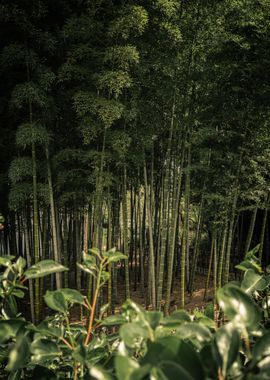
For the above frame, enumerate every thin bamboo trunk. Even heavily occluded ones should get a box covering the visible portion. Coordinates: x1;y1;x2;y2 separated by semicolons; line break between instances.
138;188;145;301
157;98;175;309
143;160;156;308
188;197;203;296
244;207;257;254
164;153;183;314
204;238;214;300
62;208;69;287
122;164;130;299
46;145;61;289
217;222;228;289
223;189;238;284
213;236;217;303
24;210;35;323
259;196;269;262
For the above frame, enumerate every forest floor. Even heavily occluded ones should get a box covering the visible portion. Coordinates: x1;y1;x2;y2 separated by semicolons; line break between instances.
19;274;214;322
115;274;214;314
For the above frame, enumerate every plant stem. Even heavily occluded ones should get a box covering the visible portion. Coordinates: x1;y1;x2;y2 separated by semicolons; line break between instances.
84;261;104;346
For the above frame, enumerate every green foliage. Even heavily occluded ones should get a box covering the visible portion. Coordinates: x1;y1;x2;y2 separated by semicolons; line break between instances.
1;0;270;377
25;260;68;279
16;123;50;148
0;250;270;379
74;92;124;128
11;83;48;109
108;5;148;39
95;70;132;98
9;158;32;184
104;45;140;70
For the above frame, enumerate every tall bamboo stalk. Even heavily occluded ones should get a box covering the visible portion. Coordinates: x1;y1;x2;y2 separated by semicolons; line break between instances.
244;207;257;254
143;160;156;308
204;237;214;300
223;188;238;284
259;196;269;262
217;221;228;289
26;52;40;322
122;164;130;299
46;145;61;289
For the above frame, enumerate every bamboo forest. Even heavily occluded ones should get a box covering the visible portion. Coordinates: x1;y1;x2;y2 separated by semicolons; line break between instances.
1;0;270;379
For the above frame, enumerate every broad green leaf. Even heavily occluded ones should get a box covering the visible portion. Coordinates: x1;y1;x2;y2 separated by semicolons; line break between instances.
12;288;25;298
25;260;68;279
130;364;152;380
236;246;262;274
120;322;149;347
197;316;216;330
0;319;26;344
83;252;97;265
217;285;261;330
155;325;177;338
213;322;240;377
32;320;63;338
194;311;216;329
88;248;102;259
101;315;126;326
7;332;31;371
159;361;194;380
107;251;127;263
0;255;15;267
15;257;26;274
99;303;109;317
115;355;139;380
200;344;218;379
100;271;110;284
252;331;270;364
44;290;67;313
204;303;214;320
59;288;85;305
144;311;163;330
90;366;113;380
142;337;204;380
175;323;212;349
73;343;87;364
2;295;18;318
241;270;267;294
161;310;191;327
77;262;97;277
86;347;109;366
31;338;62;363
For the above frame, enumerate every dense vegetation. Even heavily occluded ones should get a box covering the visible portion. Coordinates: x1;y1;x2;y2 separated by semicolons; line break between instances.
1;248;270;379
0;0;270;377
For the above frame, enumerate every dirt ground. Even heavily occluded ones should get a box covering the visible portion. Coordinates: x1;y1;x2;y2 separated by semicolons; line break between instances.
19;274;214;323
115;274;214;314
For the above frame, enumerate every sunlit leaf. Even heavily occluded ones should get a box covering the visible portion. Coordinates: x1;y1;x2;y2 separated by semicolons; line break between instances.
25;260;68;279
213;322;240;377
217;285;261;330
44;290;67;313
31;338;62;363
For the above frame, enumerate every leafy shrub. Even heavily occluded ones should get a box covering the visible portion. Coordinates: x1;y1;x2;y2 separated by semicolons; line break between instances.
0;247;270;379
